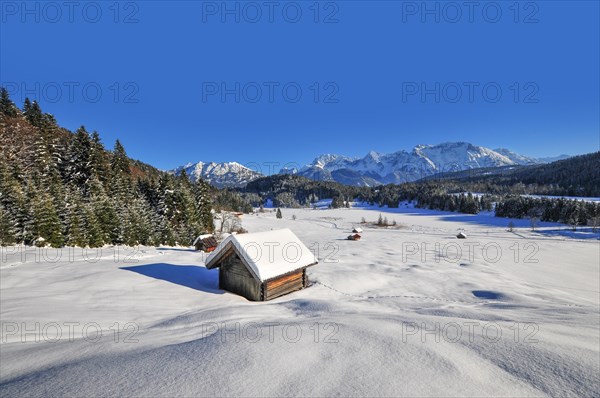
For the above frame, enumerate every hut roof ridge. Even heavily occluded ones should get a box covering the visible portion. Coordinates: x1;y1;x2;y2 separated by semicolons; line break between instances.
205;229;317;281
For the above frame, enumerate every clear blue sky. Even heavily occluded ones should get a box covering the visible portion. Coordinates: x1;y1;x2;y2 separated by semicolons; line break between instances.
1;1;598;172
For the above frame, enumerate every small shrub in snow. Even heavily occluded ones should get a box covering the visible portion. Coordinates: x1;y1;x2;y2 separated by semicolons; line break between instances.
530;217;538;231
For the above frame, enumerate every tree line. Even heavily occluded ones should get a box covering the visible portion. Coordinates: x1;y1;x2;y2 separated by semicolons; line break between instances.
0;88;214;247
238;172;600;227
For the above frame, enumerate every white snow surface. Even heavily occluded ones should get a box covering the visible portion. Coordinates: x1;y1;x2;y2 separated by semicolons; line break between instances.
1;207;599;397
206;228;318;281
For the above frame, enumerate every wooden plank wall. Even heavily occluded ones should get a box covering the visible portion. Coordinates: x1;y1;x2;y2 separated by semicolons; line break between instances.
264;270;304;300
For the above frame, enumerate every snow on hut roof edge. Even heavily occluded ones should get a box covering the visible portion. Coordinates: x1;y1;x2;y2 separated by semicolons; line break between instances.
205;229;318;282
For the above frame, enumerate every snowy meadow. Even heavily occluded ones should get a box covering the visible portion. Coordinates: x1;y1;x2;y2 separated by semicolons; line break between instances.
1;206;599;397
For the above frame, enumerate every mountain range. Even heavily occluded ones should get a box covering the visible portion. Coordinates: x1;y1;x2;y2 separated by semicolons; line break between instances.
173;142;570;187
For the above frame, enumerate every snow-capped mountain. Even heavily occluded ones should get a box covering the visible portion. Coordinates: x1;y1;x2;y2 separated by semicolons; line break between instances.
175;143;570;187
493;148;539;165
172;161;262;188
292;142;563;186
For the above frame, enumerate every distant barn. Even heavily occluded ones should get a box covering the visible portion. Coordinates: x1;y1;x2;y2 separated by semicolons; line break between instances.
347;233;361;241
205;229;318;301
193;234;218;252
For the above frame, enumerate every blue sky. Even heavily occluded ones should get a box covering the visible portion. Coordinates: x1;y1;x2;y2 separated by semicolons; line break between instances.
1;1;598;172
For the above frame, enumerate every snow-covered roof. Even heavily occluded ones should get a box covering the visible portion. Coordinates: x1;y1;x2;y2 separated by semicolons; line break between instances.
193;234;214;246
205;229;318;282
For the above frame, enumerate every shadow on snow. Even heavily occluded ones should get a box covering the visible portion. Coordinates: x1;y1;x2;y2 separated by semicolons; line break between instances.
121;263;222;294
155;247;196;252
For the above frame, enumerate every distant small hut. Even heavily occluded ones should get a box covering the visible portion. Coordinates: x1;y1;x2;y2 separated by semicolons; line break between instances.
352;227;363;233
456;231;467;239
347;233;362;241
205;229;318;301
193;234;218;252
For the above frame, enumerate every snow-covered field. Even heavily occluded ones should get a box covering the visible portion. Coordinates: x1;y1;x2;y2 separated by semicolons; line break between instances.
1;207;599;397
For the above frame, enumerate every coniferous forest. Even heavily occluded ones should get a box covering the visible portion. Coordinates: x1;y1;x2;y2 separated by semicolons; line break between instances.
237;174;599;228
0;88;215;247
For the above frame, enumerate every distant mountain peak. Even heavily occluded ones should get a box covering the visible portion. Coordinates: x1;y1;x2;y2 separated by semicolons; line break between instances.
365;150;382;162
171;161;262;188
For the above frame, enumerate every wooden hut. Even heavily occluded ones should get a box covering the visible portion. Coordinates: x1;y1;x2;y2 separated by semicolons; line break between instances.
193;234;218;252
347;233;362;241
205;229;318;301
456;231;467;239
352;227;363;233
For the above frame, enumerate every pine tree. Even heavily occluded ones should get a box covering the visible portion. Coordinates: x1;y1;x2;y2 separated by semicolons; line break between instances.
0;205;15;245
91;193;119;244
110;140;133;203
65;126;93;195
39;113;59;133
460;193;479;214
24;100;44;127
195;180;214;233
126;197;153;246
90;131;110;185
31;191;64;247
331;196;343;209
156;174;177;245
85;204;104;247
173;170;199;244
276;208;283;219
0;87;18;117
112;139;130;176
65;197;87;247
0;161;23;244
32;129;53;180
22;98;32;117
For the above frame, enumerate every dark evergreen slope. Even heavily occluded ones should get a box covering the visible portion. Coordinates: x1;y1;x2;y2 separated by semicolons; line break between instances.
418;152;600;197
243;174;364;207
238;165;599;225
0;88;214;247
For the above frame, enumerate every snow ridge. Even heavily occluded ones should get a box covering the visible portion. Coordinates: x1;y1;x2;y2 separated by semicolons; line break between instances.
294;142;562;186
173;142;569;187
